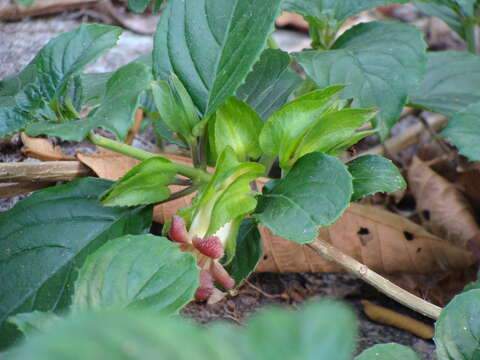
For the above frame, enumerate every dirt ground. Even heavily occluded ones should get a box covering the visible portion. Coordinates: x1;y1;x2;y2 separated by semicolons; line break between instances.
1;4;471;357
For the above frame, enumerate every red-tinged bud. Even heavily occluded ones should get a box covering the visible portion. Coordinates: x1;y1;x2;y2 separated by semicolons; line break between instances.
169;215;189;244
210;261;235;290
193;235;224;259
195;270;214;301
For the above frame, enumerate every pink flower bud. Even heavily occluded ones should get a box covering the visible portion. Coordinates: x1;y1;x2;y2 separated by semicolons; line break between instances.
209;261;235;290
192;235;224;259
195;270;214;301
169;215;189;244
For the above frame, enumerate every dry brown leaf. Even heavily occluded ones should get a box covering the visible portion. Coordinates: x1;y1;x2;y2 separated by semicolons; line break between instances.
21;133;74;161
257;203;474;274
408;156;479;248
275;12;309;31
76;151;140;181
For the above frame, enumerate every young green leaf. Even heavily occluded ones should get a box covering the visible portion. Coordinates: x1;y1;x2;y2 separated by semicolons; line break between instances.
72;234;199;314
259;86;345;169
435;289;480;360
440;101;480;162
245;300;357;360
0;178;152;349
224;218;263;285
101;157;177;207
212;97;263;161
409;51;480;116
236;49;302;120
295;21;427;139
254;152;353;244
151;75;200;146
355;343;423;359
293;108;377;162
0;24;122;139
417;0;476;17
153;0;283;117
8;312;61;338
189;147;265;240
26;62;152;141
347;155;406;201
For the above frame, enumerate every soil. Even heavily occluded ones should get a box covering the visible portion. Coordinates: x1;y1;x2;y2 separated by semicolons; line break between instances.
1;5;468;357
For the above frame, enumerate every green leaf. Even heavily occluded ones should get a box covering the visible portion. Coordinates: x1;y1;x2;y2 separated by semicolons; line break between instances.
6;300;356;360
414;2;465;39
440;101;480;162
14;0;34;5
79;72;112;107
409;51;480;117
6;310;234;360
236;49;302;120
8;312;61;338
151;75;200;146
356;343;423;359
0;24;122;139
293;108;377;161
224;218;263;285
26;62;152;141
259;86;346;169
153;0;283;117
189;147;265;239
212;97;263;161
347;155;406;201
0;178;152;349
416;0;476;17
295;21;427;138
435;289;480;360
254;152;353;244
245;300;357;360
72;234;199;314
283;0;408;23
128;0;164;13
100;157;177;207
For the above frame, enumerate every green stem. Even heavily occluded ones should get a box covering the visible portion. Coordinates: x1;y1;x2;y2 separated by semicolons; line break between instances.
156;185;199;205
267;35;279;49
88;132;211;183
258;155;276;177
465;21;478;54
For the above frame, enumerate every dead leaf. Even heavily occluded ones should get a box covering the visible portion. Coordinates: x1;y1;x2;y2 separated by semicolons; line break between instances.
76;151;140;180
408;156;479;248
257;203;474;274
276;12;309;32
21;133;74;161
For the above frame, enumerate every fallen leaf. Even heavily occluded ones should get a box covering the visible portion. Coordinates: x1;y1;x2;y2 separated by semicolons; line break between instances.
76;151;140;181
257;203;474;274
275;11;309;32
21;133;74;161
408;156;479;248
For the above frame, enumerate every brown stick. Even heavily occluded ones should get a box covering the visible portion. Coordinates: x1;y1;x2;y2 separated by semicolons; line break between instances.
307;240;442;319
0;161;92;183
0;0;99;20
125;110;144;145
361;300;434;339
0;182;53;198
354;114;448;159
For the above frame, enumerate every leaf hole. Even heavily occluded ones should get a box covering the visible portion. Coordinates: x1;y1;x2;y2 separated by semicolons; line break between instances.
357;227;372;246
403;231;414;241
422;209;431;221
